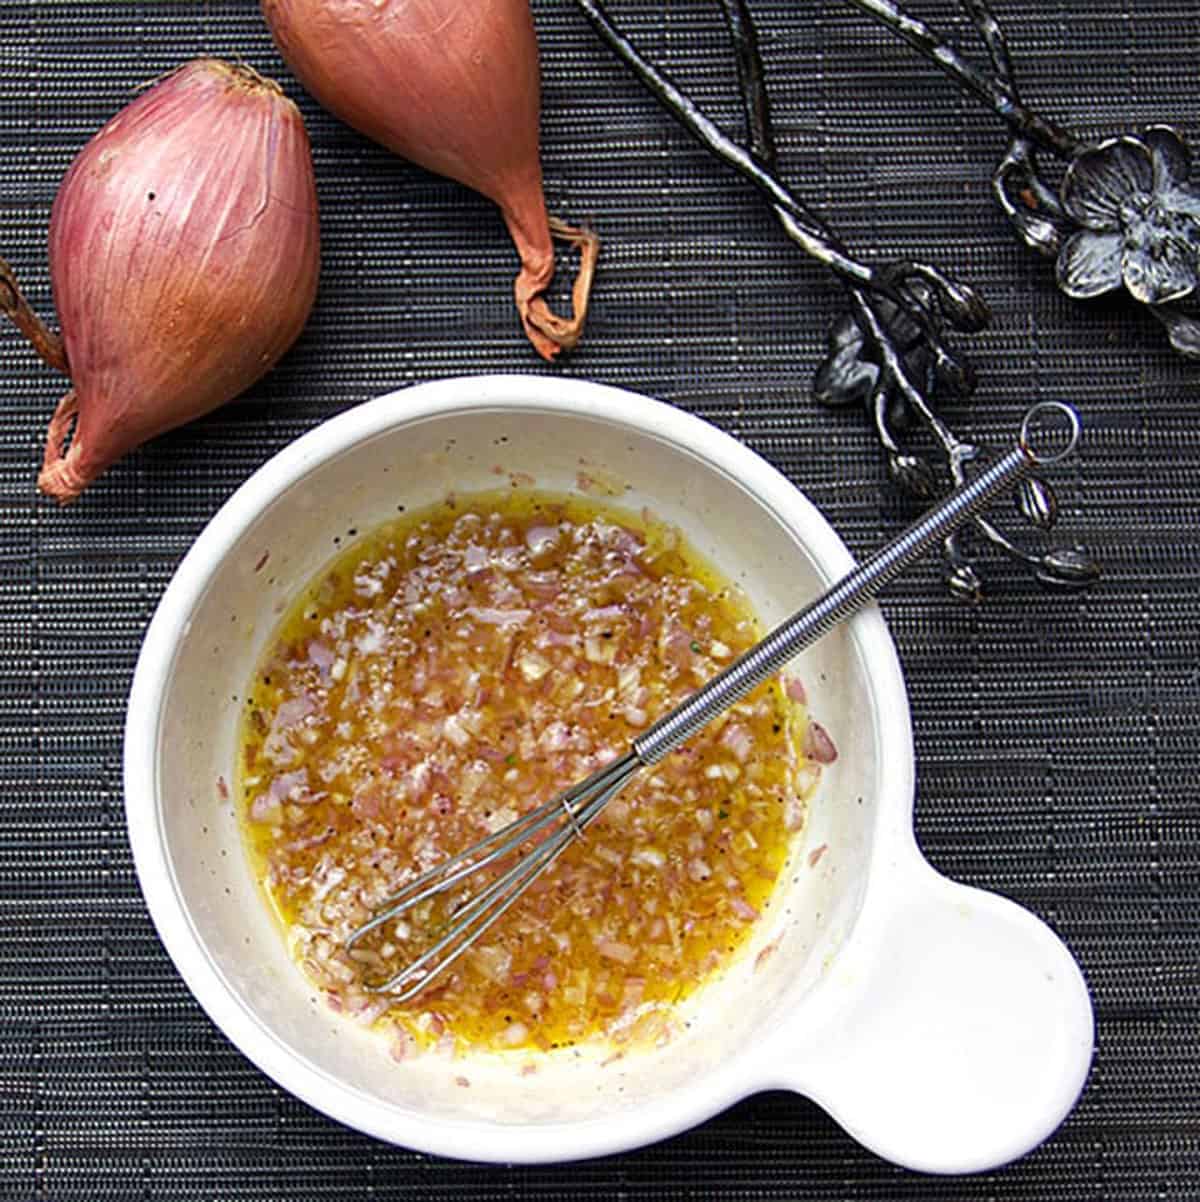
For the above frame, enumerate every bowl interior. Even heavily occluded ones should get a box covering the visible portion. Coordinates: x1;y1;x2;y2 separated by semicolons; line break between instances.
138;383;896;1140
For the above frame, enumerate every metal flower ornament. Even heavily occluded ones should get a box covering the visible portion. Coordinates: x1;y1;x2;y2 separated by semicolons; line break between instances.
841;0;1200;360
575;0;1103;601
1055;129;1200;354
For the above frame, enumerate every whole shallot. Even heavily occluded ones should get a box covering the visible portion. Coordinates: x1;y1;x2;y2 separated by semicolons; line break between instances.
0;58;320;503
262;0;598;360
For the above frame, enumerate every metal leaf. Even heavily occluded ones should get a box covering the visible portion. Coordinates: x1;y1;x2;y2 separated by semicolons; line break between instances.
828;311;863;350
882;261;990;334
931;350;976;399
1015;476;1059;529
1034;548;1102;593
813;339;879;406
992;150;1067;259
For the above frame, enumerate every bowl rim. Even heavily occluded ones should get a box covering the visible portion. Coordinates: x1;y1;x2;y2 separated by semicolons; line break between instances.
123;373;914;1162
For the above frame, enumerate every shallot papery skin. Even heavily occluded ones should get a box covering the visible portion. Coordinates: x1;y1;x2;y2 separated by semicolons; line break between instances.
36;58;320;503
261;0;597;360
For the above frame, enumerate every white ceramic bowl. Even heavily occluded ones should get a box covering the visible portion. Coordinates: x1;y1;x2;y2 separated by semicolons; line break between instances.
124;374;1093;1173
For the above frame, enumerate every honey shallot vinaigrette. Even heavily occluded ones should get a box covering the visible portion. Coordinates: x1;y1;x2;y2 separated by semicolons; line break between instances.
237;491;823;1055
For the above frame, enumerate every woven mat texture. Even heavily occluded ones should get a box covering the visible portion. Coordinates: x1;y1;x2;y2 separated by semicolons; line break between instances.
1;1;1197;1198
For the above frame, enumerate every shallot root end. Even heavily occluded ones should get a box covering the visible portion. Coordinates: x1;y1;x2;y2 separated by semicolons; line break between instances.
38;389;88;505
0;257;69;375
518;216;600;361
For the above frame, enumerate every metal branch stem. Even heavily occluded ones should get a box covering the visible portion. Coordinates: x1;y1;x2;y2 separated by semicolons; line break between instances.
723;1;1094;591
718;0;775;172
958;0;1016;91
733;4;962;453
720;2;1085;572
719;4;978;490
956;0;1068;251
851;292;968;457
839;0;1083;159
574;0;861;279
715;4;974;463
575;0;963;343
576;1;970;375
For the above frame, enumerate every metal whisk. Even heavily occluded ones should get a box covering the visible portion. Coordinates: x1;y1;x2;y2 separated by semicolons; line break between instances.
347;401;1083;1001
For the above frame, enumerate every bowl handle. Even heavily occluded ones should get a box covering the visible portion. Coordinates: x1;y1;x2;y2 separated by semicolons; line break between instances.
760;849;1094;1174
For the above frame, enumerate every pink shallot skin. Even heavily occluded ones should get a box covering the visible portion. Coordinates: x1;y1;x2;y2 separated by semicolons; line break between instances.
262;0;596;359
41;58;320;502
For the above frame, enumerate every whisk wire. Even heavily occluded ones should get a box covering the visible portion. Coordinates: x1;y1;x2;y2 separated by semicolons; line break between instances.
345;752;637;953
354;752;639;998
386;780;628;1002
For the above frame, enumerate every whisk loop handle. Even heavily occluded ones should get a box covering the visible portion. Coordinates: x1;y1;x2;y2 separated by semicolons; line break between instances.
633;401;1079;766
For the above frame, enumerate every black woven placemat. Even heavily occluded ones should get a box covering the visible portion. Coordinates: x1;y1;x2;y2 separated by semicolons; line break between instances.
2;2;1197;1198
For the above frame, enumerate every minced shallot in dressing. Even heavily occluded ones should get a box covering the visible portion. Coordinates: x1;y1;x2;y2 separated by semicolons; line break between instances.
238;491;822;1055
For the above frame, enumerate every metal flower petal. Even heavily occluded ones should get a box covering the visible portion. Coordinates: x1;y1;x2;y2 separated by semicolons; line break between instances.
1122;225;1199;305
1056;229;1124;299
1061;136;1154;231
1144;124;1192;193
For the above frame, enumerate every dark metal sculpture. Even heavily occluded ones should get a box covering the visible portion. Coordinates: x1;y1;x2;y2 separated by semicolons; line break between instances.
844;0;1200;358
574;0;1100;601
